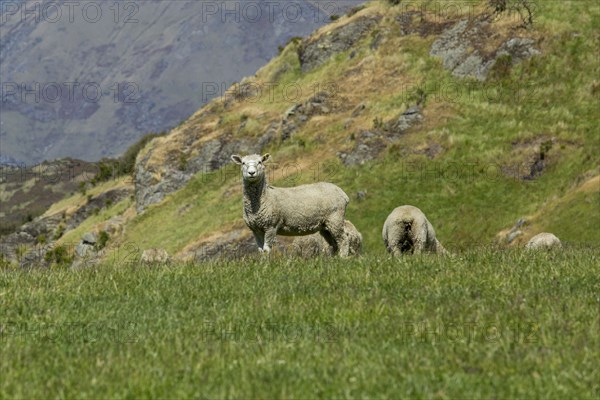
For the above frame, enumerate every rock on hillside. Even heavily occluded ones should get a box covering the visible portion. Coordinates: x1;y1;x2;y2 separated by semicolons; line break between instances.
298;15;382;72
0;185;132;266
430;18;540;80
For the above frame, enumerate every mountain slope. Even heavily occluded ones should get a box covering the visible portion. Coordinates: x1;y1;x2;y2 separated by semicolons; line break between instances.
0;0;362;164
2;0;599;267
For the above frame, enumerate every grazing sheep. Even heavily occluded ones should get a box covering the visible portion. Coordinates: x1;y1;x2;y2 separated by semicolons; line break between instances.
231;153;351;256
525;232;562;250
292;220;363;257
382;205;447;256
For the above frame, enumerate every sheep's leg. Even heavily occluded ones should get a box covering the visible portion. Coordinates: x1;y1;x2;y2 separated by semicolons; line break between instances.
412;220;428;255
434;239;448;255
325;213;349;257
263;227;278;253
319;230;337;256
252;230;265;253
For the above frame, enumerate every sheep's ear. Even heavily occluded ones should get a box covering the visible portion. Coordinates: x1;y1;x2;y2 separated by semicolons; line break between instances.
231;155;243;165
261;153;271;163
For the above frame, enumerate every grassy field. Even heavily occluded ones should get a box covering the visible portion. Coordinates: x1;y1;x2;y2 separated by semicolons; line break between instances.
1;249;598;398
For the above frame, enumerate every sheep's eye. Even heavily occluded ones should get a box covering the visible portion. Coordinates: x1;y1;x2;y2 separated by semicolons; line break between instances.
258;162;262;165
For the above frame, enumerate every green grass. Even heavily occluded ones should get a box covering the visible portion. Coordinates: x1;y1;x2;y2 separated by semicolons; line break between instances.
1;250;598;398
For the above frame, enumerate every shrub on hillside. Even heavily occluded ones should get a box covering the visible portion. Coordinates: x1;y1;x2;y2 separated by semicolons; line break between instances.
44;245;73;268
488;0;535;27
91;131;166;185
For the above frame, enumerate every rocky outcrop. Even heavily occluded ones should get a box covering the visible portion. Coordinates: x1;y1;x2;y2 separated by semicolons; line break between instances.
298;15;381;72
178;229;257;263
338;106;424;166
280;91;336;142
0;187;131;268
430;19;540;81
0;214;61;266
67;187;133;229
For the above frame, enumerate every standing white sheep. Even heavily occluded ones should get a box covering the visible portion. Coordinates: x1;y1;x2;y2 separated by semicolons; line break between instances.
231;153;351;256
382;205;447;256
292;220;363;257
525;232;562;250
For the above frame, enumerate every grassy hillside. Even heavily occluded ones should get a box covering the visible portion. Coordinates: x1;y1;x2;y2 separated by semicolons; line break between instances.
2;1;595;264
1;250;598;398
100;0;599;259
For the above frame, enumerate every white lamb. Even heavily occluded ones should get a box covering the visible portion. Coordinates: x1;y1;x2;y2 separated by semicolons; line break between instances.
382;205;447;256
231;153;351;256
292;220;363;257
525;232;562;250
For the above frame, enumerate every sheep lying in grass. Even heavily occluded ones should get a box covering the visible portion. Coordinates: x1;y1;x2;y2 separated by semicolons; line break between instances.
525;232;562;250
231;153;351;256
292;220;362;257
382;205;447;256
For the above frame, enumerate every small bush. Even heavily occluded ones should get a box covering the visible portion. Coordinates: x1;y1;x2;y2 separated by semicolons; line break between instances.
279;36;303;54
91;131;166;184
53;224;65;240
0;253;13;270
488;0;535;27
0;223;18;236
540;140;553;160
489;54;513;80
97;231;110;250
347;5;366;17
178;154;188;171
44;245;73;268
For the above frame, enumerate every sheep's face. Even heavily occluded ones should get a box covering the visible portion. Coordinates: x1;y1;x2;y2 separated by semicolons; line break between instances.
231;153;270;184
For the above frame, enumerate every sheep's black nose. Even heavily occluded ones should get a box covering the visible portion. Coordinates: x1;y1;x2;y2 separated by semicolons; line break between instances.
249;171;255;176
